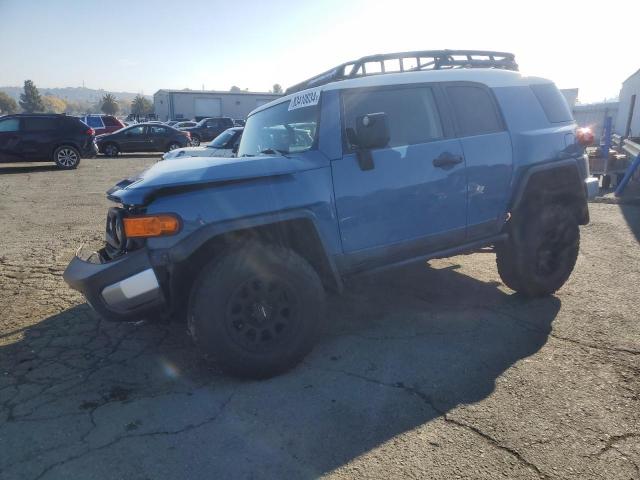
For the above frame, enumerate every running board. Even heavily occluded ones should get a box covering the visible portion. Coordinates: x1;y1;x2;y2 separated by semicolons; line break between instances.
349;233;508;277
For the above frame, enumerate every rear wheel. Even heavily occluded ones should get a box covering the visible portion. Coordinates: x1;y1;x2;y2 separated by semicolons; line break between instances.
53;146;80;169
103;143;119;157
167;142;181;152
190;136;201;147
496;205;579;297
188;243;325;378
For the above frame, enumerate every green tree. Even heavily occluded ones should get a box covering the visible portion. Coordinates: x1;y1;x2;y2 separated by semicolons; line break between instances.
100;93;119;115
272;83;283;94
42;96;67;113
131;94;153;115
0;92;18;114
19;80;45;113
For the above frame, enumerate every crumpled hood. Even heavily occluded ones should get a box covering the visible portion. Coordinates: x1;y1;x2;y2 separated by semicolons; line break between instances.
107;152;328;205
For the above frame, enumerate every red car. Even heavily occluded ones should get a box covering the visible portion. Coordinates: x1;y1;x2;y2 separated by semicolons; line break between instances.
80;115;125;135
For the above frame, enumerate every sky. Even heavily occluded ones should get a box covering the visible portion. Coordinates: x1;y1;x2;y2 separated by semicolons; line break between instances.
0;0;638;103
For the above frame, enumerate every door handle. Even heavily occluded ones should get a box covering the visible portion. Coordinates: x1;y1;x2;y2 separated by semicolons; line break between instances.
432;152;463;168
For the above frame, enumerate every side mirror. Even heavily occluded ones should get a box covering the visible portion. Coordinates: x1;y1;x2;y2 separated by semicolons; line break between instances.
354;112;389;170
356;113;389;149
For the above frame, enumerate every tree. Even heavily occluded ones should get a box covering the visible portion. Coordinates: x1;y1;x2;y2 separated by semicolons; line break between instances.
42;96;67;113
19;80;45;113
0;92;18;114
131;94;153;116
100;93;118;115
229;85;242;92
272;83;283;94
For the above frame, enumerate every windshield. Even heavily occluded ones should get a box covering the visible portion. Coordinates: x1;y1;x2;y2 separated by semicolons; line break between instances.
237;100;318;157
208;129;235;148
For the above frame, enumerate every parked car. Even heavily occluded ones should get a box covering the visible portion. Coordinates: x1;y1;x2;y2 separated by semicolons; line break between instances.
165;120;183;127
174;121;197;129
64;50;598;379
80;114;125;135
181;117;235;146
96;123;190;156
162;127;243;160
233;119;246;127
0;113;97;169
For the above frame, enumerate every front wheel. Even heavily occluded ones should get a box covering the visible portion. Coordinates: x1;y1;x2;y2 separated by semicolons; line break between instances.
103;143;119;157
53;146;80;169
496;206;579;297
188;243;325;378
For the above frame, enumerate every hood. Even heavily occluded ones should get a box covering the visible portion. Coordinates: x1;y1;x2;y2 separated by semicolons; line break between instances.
107;151;328;205
165;146;207;157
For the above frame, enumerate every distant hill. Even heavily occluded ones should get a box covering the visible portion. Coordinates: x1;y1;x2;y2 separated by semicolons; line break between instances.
0;86;151;103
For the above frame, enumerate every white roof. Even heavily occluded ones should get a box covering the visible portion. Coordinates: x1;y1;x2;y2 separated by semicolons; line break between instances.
250;68;552;116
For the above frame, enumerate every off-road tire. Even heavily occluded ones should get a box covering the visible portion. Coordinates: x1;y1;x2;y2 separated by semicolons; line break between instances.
188;242;325;379
496;205;580;297
495;240;524;293
53;146;81;169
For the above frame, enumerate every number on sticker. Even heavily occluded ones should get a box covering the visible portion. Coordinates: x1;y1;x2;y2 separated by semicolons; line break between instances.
288;89;321;111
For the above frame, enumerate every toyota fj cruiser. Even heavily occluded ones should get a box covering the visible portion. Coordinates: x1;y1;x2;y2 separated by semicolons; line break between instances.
64;50;598;378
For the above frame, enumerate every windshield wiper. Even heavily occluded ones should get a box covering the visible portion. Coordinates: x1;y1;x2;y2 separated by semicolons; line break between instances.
259;148;289;157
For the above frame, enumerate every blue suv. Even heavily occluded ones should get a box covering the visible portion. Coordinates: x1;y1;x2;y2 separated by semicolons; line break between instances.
64;50;598;378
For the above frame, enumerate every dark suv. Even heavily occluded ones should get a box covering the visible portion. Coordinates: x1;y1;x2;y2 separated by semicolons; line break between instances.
0;114;97;169
181;117;235;146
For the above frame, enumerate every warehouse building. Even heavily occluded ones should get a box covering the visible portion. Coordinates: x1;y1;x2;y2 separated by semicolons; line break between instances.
615;68;640;137
153;90;281;122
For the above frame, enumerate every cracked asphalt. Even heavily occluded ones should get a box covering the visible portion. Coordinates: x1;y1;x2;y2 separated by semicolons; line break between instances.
1;157;639;479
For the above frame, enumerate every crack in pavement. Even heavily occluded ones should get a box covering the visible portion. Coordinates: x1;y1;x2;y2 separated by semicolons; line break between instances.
31;392;236;480
306;364;552;480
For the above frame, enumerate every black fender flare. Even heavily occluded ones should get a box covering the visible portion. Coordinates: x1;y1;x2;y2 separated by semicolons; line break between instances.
508;158;589;225
150;209;343;296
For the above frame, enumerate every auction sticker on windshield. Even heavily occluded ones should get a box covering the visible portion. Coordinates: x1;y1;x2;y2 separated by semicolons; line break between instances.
288;88;321;111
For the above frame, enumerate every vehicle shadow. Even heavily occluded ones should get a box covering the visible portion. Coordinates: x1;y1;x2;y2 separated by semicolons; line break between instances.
0;262;559;478
620;203;640;243
0;164;59;174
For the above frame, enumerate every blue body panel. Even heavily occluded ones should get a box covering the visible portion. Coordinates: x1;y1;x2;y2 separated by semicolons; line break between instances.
492;85;581;197
461;131;513;237
332;139;467;252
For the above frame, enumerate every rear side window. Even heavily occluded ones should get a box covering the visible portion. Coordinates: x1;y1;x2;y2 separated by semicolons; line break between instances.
85;116;104;128
530;83;573;123
342;86;443;149
103;116;120;127
150;126;168;135
0;118;20;132
446;85;503;136
23;117;58;131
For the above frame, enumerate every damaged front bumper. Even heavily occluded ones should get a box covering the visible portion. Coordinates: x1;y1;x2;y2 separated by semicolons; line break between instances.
63;246;166;322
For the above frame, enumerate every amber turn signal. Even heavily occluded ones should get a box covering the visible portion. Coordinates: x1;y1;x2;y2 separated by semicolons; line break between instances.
123;214;181;238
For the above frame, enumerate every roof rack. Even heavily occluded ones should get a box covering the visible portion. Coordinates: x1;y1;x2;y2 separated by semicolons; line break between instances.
285;50;518;95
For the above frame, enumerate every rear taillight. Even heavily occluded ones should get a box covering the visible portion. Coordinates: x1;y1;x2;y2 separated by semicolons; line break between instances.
184;132;191;138
86;128;95;136
577;127;594;146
